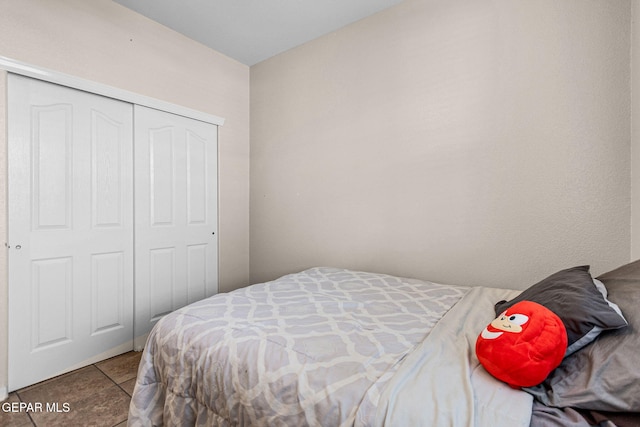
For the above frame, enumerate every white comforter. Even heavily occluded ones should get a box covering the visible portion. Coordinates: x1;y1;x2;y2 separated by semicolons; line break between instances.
128;267;532;426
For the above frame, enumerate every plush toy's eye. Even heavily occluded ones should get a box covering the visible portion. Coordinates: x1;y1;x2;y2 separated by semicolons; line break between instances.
508;314;529;326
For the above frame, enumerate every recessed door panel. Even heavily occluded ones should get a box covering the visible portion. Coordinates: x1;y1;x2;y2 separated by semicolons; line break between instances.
149;248;175;320
92;111;125;228
91;252;125;334
187;131;207;225
150;128;175;226
32;105;72;231
187;244;207;304
31;257;73;350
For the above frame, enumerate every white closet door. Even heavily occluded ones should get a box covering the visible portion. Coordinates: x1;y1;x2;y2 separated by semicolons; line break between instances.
8;74;134;391
134;105;218;349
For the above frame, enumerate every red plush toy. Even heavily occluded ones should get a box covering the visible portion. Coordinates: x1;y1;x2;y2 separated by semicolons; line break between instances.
475;300;567;388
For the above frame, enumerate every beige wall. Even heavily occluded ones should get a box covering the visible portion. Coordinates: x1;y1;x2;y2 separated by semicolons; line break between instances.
251;0;631;287
0;0;250;393
633;0;640;259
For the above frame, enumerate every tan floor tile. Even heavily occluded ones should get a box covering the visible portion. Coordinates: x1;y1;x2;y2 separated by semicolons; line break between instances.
119;378;137;397
96;351;142;384
27;384;130;427
10;353;140;426
0;393;34;427
17;366;113;404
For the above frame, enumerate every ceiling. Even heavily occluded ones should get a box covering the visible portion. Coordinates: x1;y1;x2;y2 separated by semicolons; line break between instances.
113;0;404;66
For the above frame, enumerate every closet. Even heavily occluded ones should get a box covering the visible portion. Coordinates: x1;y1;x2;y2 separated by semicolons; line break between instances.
7;72;219;391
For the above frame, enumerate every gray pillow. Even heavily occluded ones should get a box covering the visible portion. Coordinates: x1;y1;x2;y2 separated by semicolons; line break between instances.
494;266;627;356
525;260;640;411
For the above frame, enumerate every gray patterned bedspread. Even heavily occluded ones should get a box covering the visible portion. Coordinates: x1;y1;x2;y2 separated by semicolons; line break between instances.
127;267;530;426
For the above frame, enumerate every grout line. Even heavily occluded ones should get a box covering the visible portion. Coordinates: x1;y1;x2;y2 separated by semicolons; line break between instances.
13;391;37;426
93;362;134;427
90;360;133;427
94;358;138;389
98;366;135;397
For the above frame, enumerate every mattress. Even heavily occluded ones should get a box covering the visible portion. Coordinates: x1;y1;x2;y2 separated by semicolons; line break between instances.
128;267;532;426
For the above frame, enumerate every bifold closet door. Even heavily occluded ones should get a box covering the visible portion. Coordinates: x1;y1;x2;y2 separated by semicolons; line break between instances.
133;105;218;349
8;74;134;391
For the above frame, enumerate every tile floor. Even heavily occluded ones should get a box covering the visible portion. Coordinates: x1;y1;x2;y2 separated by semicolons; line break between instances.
0;351;142;427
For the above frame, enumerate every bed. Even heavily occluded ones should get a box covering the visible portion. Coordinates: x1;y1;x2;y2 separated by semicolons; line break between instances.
127;262;640;427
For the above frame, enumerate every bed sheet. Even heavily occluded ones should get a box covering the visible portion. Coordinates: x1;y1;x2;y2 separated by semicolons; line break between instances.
370;286;532;427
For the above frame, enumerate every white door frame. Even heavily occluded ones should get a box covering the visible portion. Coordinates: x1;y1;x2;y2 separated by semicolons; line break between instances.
0;56;225;126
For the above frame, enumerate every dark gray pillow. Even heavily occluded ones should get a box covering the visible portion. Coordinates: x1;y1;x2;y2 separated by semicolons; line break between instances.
524;260;640;411
494;266;627;356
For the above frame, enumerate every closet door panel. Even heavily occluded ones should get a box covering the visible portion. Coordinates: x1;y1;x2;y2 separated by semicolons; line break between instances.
187;131;208;224
149;127;176;226
134;105;218;349
31;257;73;349
91;251;126;334
92;110;127;228
8;74;134;391
149;247;176;321
32;105;73;229
187;244;207;304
